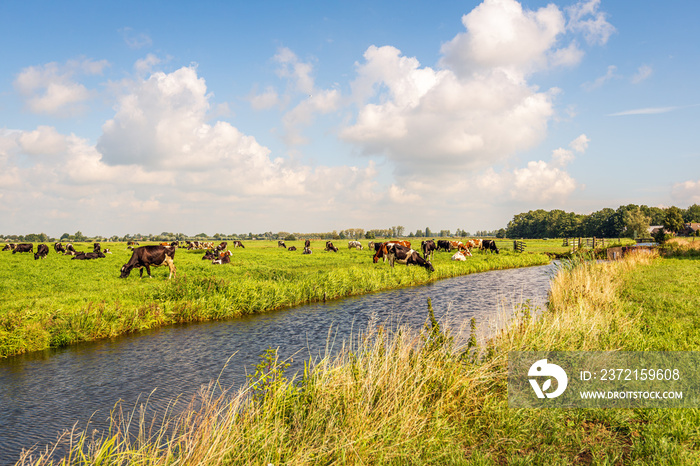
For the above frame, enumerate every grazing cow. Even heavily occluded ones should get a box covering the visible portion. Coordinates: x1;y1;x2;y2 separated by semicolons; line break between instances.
372;241;412;263
421;240;437;261
120;245;177;279
54;243;65;253
278;240;286;248
215;242;227;252
12;243;33;254
348;240;363;250
305;239;311;248
385;244;434;272
72;251;106;260
481;239;499;254
368;241;375;250
449;241;464;251
325;241;338;252
288;246;297;251
63;244;78;255
127;241;139;246
436;240;452;252
470;239;483;249
302;247;312;255
233;240;245;248
2;243;16;251
34;244;49;260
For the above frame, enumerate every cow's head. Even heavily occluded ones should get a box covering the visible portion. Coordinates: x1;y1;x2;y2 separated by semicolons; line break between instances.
120;264;133;278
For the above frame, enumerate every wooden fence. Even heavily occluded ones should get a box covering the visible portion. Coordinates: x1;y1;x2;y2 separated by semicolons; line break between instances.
513;240;526;253
562;237;606;249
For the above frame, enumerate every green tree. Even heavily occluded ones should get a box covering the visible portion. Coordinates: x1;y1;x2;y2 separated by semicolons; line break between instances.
684;204;700;222
622;207;650;238
664;206;685;234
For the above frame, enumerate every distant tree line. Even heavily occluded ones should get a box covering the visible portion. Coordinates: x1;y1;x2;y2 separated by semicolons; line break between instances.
505;204;700;239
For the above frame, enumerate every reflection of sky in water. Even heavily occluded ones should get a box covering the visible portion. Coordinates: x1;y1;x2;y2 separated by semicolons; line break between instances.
0;262;555;463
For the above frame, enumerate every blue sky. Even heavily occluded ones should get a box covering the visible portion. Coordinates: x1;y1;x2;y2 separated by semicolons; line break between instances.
1;0;698;237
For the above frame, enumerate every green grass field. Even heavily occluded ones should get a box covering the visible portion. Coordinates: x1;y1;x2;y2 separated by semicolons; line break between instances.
0;239;551;357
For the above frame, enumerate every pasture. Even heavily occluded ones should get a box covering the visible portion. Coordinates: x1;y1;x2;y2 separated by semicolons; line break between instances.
0;239;550;357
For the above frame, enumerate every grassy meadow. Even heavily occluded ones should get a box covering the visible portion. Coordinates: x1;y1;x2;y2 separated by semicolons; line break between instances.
0;238;551;358
18;247;700;464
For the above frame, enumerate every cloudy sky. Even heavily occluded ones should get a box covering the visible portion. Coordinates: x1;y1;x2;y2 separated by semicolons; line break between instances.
1;0;698;237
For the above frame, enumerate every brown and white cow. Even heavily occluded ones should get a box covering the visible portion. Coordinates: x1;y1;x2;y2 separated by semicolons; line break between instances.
325;241;338;252
212;251;232;265
120;245;176;279
233;240;245;248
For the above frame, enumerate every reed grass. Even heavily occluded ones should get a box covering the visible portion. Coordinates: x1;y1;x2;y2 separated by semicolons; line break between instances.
19;249;700;464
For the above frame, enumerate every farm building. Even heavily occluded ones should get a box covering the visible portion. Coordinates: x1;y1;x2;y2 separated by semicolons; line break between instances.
679;223;700;237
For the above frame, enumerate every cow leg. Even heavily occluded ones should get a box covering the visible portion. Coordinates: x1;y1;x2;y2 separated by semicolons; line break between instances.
166;257;176;279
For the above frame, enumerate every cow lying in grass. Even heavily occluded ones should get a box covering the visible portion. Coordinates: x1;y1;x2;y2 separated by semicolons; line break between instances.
120;245;176;279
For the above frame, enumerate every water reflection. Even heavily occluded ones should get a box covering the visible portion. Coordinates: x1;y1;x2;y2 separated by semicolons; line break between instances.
0;262;554;464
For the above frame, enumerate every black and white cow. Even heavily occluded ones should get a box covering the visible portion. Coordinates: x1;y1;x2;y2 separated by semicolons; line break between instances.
348;240;363;250
436;240;452;252
120;245;176;279
233;240;245;248
481;239;500;254
72;251;106;260
278;240;287;248
385;244;434;272
34;244;49;260
12;243;33;254
325;241;338;252
302;247;312;255
421;239;437;261
54;242;66;253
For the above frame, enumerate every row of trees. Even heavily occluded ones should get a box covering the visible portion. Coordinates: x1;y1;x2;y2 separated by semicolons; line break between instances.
2;225;507;243
505;204;700;239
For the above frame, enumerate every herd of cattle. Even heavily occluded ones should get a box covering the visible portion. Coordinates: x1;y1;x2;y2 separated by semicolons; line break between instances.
2;237;500;279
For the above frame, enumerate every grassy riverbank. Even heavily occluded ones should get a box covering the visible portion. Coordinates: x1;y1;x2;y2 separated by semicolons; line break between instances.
0;240;550;358
18;250;700;464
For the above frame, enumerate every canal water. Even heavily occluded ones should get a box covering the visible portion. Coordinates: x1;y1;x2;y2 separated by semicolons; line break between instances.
0;262;556;464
